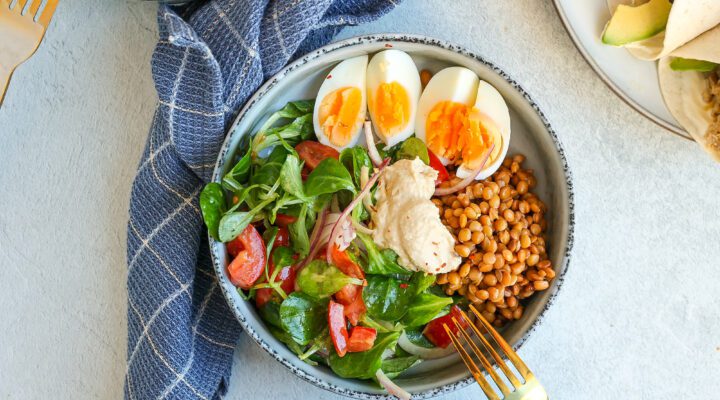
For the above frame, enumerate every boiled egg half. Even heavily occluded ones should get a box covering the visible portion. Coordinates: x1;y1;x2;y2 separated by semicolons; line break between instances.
313;55;368;151
366;50;421;147
415;67;511;180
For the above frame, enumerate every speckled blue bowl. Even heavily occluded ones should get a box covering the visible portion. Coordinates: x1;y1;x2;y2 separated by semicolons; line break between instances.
210;34;574;399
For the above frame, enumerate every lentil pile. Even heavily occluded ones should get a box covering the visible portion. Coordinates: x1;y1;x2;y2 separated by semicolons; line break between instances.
433;154;554;327
703;69;720;152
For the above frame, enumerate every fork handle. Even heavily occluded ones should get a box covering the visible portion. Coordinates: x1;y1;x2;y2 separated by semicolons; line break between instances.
0;64;14;107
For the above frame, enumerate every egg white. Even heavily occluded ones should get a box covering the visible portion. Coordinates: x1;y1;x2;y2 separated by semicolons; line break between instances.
313;55;368;151
415;67;480;165
366;50;421;147
455;80;511;180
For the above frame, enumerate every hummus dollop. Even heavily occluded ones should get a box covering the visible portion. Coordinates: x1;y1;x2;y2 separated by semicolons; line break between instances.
371;158;461;274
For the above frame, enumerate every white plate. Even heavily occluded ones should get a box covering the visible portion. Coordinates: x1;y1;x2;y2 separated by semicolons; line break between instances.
553;0;693;140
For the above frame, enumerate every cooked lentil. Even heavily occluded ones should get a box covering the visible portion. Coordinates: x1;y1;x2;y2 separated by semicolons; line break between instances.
433;154;555;327
703;69;720;152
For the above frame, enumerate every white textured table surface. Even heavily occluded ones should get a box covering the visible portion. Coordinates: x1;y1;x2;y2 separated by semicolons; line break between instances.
1;1;719;399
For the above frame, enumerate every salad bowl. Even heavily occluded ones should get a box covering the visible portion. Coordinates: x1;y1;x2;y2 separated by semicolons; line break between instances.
210;34;574;398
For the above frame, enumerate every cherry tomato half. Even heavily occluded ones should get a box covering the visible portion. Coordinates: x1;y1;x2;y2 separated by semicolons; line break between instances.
274;226;290;247
427;149;450;185
328;300;349;357
255;248;297;307
275;213;297;227
227;224;266;290
340;286;367;326
347;326;377;353
422;305;467;349
296;141;340;170
330;244;364;279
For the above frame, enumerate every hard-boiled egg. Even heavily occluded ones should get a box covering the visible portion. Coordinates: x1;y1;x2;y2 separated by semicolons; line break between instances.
415;67;511;180
366;50;421;147
313;55;368;151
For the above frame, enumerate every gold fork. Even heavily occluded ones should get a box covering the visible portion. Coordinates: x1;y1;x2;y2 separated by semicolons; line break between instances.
444;305;548;400
0;0;58;106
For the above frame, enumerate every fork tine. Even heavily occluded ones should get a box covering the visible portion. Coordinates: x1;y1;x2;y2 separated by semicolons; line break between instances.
15;0;29;11
444;324;500;400
469;305;533;380
452;317;512;396
37;0;57;28
461;307;523;388
28;0;42;16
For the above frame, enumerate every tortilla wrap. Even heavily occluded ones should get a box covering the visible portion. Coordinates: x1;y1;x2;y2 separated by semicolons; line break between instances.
658;57;720;161
672;25;720;64
607;0;720;60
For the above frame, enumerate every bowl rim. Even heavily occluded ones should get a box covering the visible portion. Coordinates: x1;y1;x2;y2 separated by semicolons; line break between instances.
210;33;575;399
551;0;693;142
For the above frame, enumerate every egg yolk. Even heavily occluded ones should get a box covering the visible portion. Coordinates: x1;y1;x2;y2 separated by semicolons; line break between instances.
318;87;362;147
426;101;498;169
370;82;411;138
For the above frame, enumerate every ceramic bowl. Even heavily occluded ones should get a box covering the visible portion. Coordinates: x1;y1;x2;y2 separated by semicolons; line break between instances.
210;34;574;399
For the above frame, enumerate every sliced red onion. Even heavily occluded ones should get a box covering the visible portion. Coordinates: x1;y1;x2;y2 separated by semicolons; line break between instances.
326;158;390;264
296;207;328;272
364;121;383;167
376;369;411;400
320;213;356;252
433;143;495;197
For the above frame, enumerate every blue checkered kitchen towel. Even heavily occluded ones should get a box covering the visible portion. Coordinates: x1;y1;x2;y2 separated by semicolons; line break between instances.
125;1;400;399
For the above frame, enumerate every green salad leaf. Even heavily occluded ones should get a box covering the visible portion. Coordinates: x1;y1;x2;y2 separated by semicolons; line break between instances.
401;293;453;327
396;137;429;164
199;182;226;241
268;325;309;363
279;154;307;200
304;158;356;197
297;260;364;299
356;232;412;276
339;146;373;188
218;212;253;242
403;327;436;349
409;272;436;296
258;301;283;329
222;144;252;193
252;101;315;156
381;355;421;379
288;203;310;257
279;292;328;346
363;276;416;321
250;148;286;191
329;332;401;379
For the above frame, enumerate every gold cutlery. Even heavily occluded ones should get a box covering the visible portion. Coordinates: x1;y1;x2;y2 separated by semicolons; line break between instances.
445;305;548;400
0;0;58;106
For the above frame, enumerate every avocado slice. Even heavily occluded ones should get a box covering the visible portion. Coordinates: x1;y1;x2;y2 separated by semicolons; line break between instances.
669;57;719;72
602;0;672;46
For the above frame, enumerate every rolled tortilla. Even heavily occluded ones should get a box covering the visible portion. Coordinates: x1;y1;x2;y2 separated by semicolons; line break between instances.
672;25;720;64
658;57;720;161
607;0;720;61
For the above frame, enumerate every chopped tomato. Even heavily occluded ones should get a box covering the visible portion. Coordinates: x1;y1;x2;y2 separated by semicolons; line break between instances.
254;289;274;308
274;226;290;247
341;287;367;326
334;283;360;305
422;305;467;349
328;300;349;357
296;140;340;170
275;213;297;227
254;248;296;307
347;326;377;353
227;224;266;289
330;244;364;279
301;165;311;181
428;149;450;185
